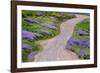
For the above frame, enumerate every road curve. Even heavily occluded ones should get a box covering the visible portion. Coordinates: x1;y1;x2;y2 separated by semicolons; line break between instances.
34;14;89;62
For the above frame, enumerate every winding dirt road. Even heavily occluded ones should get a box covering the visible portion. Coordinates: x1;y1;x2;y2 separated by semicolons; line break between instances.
34;14;89;62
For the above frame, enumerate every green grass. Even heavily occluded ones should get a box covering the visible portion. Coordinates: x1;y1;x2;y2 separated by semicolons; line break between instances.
34;16;56;25
77;19;90;31
71;45;80;55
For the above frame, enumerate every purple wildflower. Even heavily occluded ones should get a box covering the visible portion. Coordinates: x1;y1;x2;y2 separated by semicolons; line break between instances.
34;33;43;37
79;42;87;47
69;40;74;46
40;23;57;30
23;18;40;24
80;50;90;56
22;30;43;39
79;41;90;48
78;30;88;35
80;50;85;56
70;37;80;45
22;44;32;50
66;43;72;49
27;52;37;59
22;30;36;39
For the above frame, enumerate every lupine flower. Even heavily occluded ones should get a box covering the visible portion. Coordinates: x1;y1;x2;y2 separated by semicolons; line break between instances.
80;50;85;56
22;30;36;39
66;43;72;49
22;44;32;50
70;37;80;45
69;40;74;46
40;23;57;30
27;52;37;59
79;42;87;47
34;33;43;37
79;50;90;56
78;30;88;35
69;37;89;48
22;30;43;39
66;37;79;47
36;29;50;34
23;18;40;24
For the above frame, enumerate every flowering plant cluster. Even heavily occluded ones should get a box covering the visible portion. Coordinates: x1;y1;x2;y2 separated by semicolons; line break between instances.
66;18;90;59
